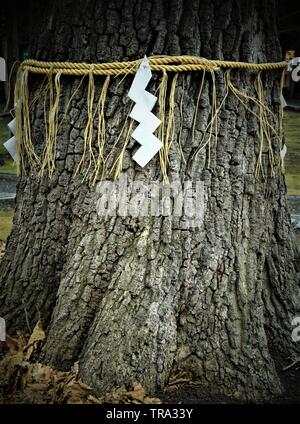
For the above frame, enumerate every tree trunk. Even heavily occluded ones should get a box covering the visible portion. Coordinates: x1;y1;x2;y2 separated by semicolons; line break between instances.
1;1;35;107
0;0;299;401
1;3;19;104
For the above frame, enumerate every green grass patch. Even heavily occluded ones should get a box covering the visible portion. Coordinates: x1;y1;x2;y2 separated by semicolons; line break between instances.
285;174;300;196
0;161;17;174
284;111;300;195
0;209;14;241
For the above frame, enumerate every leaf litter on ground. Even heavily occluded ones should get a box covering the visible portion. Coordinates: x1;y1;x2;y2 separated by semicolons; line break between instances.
0;321;161;404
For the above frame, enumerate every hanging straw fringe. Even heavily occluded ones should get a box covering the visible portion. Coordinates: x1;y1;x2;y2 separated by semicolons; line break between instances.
75;68;95;178
16;68;41;172
158;71;168;181
40;71;62;176
279;69;286;174
224;70;280;177
164;73;179;174
92;75;110;185
192;70;229;166
13;56;287;183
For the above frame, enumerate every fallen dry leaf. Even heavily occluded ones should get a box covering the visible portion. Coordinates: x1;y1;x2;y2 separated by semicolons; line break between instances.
26;383;49;392
63;380;92;404
0;323;162;404
6;335;19;352
96;384;162;404
23;321;45;360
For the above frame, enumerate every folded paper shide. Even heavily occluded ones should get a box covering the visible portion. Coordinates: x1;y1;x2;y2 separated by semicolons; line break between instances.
11;55;288;183
4;117;19;164
128;56;162;167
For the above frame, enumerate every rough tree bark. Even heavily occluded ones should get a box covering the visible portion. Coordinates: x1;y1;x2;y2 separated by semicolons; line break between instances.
0;0;299;401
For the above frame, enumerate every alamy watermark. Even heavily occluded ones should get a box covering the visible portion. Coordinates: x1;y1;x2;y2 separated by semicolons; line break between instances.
0;57;6;82
292;317;300;342
95;175;206;228
0;317;6;341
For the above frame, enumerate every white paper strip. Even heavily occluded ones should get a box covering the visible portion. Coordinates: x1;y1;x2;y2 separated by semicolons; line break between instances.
281;95;287;108
128;56;162;167
8;118;16;135
4;136;19;164
280;144;287;160
132;133;163;167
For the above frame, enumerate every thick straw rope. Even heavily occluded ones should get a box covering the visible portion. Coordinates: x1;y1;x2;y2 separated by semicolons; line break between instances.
21;56;287;75
14;56;288;183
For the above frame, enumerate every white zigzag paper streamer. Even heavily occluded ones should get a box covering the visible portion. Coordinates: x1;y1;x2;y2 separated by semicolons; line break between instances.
4;117;19;164
128;56;162;167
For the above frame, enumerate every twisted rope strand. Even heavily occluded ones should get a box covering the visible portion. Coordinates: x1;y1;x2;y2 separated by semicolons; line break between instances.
21;56;287;76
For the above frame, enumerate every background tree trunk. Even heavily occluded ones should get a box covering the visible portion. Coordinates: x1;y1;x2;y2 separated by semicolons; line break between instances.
0;0;299;401
1;1;35;106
